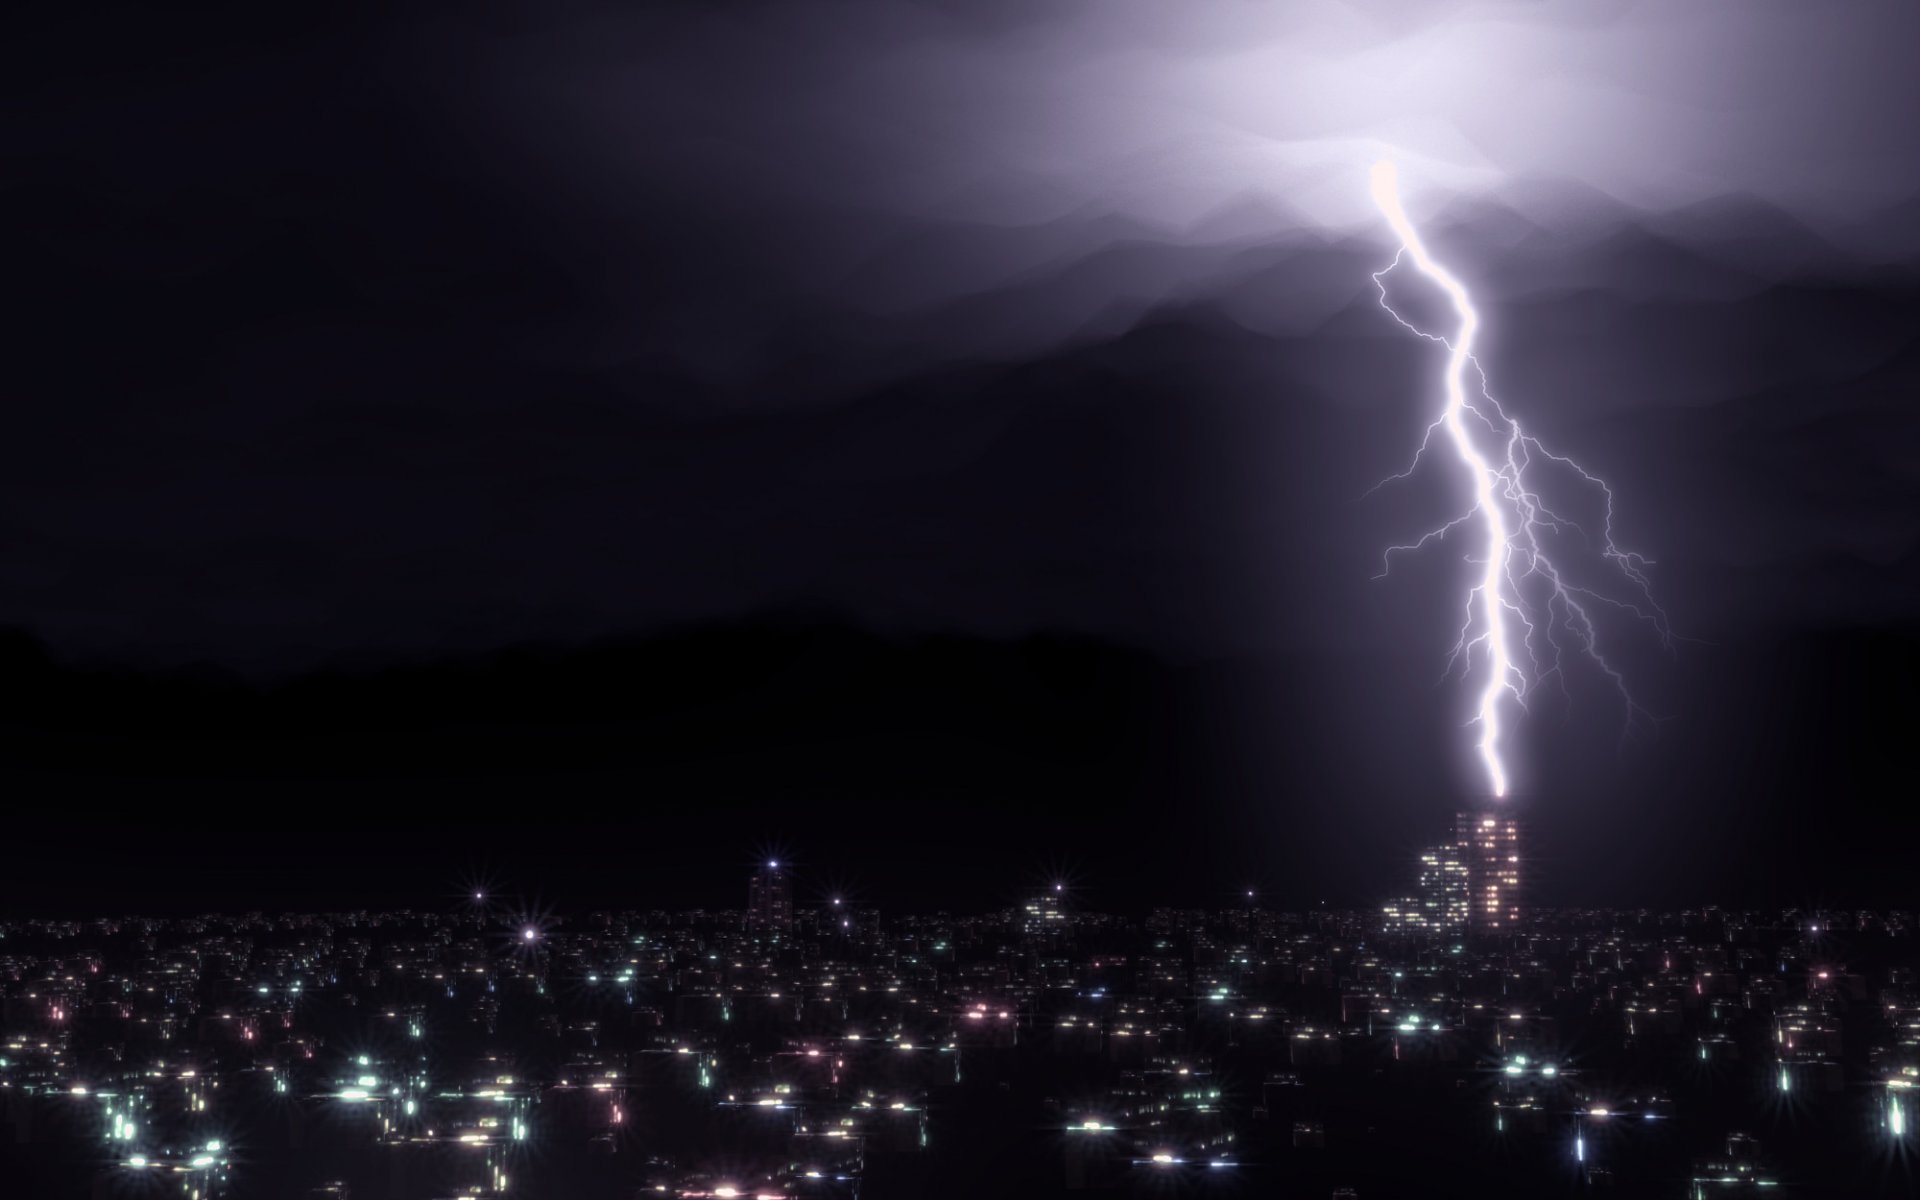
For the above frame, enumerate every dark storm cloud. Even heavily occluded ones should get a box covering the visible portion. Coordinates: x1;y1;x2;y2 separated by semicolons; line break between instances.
2;0;1918;913
4;0;1916;675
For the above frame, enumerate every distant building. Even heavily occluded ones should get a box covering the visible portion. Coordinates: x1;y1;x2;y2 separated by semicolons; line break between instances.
1380;895;1423;934
1689;1132;1779;1195
1419;844;1471;933
748;860;793;934
1383;844;1470;936
1455;812;1521;932
1022;884;1067;940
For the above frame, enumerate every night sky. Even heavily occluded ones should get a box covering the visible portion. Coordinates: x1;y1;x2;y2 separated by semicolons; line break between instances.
5;0;1916;916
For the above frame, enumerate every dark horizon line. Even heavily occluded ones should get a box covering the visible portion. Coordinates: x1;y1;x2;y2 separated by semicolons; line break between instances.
2;896;1896;926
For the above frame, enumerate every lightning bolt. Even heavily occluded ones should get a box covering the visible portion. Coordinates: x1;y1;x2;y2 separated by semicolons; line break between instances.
1367;159;1670;798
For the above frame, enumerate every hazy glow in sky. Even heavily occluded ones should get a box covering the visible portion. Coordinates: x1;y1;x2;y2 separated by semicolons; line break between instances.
9;0;1915;672
542;0;1920;235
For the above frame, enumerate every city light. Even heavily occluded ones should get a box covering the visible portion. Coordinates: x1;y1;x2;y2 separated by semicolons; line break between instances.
5;877;1908;1198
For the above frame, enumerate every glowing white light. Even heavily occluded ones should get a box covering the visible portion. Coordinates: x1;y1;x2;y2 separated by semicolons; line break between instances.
1893;1097;1906;1137
1369;159;1667;797
1370;159;1514;794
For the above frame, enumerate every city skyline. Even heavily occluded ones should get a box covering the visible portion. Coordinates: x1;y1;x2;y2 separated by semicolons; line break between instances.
2;892;1914;1198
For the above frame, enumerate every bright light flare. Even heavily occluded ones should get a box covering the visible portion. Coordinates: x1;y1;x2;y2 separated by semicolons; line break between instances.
1368;159;1669;797
1370;160;1514;794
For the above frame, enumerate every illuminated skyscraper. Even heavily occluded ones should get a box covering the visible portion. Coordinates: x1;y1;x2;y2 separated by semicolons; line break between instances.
1382;844;1469;935
1455;812;1522;932
1022;883;1067;940
748;860;793;934
1418;844;1471;933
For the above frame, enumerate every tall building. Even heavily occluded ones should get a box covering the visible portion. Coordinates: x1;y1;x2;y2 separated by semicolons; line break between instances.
748;860;793;935
1021;883;1067;940
1419;844;1471;932
1455;812;1522;932
1383;844;1469;935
